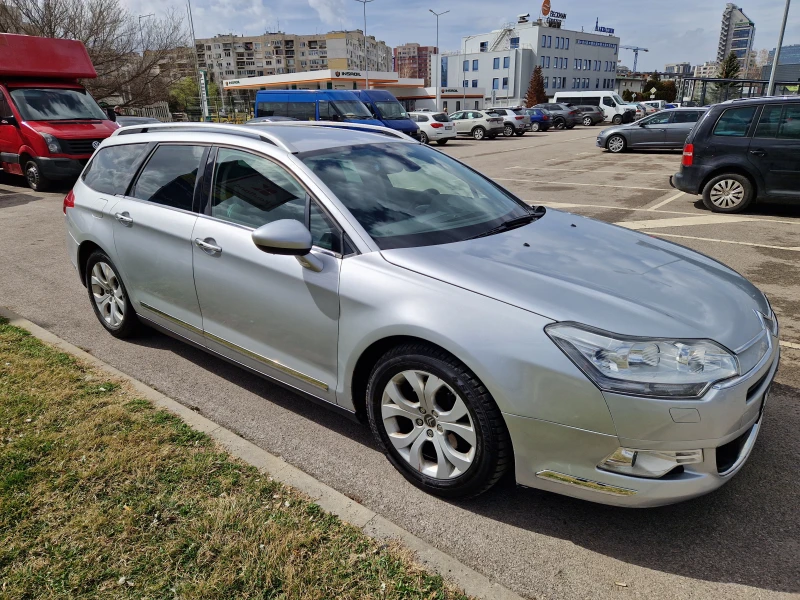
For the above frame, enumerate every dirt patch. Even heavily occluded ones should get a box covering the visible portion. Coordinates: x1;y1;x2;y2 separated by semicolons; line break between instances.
0;193;41;209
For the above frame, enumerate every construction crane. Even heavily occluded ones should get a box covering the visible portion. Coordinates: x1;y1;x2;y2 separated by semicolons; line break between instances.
620;45;649;72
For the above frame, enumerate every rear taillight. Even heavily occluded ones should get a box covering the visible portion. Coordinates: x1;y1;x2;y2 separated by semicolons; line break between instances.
682;143;694;167
431;122;443;128
515;115;524;120
63;189;75;214
543;115;549;120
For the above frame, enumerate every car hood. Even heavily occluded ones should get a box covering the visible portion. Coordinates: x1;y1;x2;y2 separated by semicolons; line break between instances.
26;120;119;138
380;210;769;350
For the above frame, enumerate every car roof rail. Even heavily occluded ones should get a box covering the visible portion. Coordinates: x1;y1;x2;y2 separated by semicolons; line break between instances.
111;122;296;152
247;120;413;141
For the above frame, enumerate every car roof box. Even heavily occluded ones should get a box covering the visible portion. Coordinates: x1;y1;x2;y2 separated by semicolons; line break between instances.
0;33;97;79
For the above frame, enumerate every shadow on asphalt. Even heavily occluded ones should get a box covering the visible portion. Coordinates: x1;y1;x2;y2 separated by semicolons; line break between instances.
691;198;800;218
130;326;799;594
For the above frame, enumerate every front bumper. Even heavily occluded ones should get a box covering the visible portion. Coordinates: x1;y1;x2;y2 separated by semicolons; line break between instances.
37;157;88;181
507;335;779;507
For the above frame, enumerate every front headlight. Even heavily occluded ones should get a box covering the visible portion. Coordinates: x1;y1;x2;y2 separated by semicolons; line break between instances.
545;323;739;398
40;133;61;154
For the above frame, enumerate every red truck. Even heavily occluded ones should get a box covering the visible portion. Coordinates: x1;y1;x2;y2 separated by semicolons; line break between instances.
0;33;118;191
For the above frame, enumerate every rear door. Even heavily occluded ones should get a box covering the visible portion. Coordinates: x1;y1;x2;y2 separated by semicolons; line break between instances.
663;110;703;147
748;103;800;198
701;105;759;175
110;143;207;345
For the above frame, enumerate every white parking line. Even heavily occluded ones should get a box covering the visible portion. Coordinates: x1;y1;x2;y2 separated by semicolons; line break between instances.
647;232;800;252
781;340;800;350
616;215;758;230
505;166;674;176
495;178;672;191
647;192;685;211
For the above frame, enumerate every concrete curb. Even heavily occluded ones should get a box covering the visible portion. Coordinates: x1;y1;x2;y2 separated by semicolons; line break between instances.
0;307;525;600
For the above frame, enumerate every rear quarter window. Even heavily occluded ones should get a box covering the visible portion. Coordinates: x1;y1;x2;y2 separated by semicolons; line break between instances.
432;113;449;122
712;106;757;137
81;143;149;195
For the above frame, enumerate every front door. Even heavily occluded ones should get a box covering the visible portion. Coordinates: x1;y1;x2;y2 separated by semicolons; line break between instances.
0;89;24;175
748;103;800;198
191;147;341;402
628;112;670;147
110;143;207;344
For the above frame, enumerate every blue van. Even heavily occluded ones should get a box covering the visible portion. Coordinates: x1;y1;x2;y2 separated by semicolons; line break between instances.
352;90;419;139
254;90;383;127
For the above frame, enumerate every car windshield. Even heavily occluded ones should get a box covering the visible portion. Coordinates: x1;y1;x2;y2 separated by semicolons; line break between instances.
301;143;531;250
374;101;408;120
612;94;625;106
331;100;373;119
10;87;107;121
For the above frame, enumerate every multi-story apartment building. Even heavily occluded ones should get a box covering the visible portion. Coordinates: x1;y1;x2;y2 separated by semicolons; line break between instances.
694;61;719;78
768;43;800;66
432;15;621;108
717;3;755;73
196;30;391;84
664;62;692;75
393;43;438;86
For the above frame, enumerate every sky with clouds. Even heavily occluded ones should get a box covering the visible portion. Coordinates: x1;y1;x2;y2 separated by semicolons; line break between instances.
123;0;798;72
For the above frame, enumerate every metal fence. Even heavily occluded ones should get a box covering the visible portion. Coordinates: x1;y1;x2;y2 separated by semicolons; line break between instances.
678;77;799;106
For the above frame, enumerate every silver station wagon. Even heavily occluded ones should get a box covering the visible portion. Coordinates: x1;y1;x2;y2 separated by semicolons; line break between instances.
64;122;779;506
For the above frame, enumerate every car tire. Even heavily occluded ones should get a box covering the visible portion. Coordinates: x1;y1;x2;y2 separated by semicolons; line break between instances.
583;117;593;126
612;115;623;125
503;124;514;137
566;123;575;129
24;159;52;192
515;131;525;137
435;139;448;145
85;250;139;339
606;134;627;153
366;342;512;499
530;122;540;132
702;173;755;213
418;131;429;144
554;118;566;130
472;126;486;140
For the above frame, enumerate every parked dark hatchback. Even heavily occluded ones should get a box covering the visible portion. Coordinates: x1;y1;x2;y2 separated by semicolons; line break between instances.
671;96;800;213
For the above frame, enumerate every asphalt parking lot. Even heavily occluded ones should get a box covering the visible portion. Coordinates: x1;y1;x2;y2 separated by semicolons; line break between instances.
1;127;798;600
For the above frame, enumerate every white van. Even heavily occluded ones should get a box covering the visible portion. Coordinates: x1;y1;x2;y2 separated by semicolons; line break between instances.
642;100;666;111
552;91;637;124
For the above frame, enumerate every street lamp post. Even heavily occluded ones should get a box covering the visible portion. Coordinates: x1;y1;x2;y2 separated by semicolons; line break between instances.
462;34;479;111
429;9;449;112
767;0;791;95
354;0;374;89
138;13;154;52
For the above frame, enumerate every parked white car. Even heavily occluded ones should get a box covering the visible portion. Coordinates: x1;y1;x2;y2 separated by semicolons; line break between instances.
408;111;458;145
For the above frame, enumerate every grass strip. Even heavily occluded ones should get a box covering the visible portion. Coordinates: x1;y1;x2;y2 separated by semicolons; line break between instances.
0;318;470;600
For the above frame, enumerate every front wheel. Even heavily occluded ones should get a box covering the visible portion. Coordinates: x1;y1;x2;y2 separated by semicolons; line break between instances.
607;134;626;153
366;343;512;499
435;139;449;145
530;122;540;132
554;118;566;130
472;126;486;140
503;124;514;137
24;159;52;192
702;174;754;213
418;131;429;144
583;117;593;126
612;115;623;125
85;251;140;338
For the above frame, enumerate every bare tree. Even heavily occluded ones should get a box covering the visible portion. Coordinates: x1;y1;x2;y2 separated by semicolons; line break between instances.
0;0;189;107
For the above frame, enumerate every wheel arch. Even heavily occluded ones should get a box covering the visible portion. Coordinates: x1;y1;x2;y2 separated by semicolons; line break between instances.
77;240;105;287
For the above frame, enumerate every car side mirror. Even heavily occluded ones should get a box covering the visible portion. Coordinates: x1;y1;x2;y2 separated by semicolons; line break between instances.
0;115;17;127
252;219;323;272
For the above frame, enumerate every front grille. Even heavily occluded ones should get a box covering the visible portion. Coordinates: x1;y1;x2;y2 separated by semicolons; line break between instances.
716;425;753;473
57;138;103;155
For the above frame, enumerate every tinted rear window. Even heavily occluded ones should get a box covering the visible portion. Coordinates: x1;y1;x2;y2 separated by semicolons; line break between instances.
82;143;148;195
132;145;205;211
432;113;450;122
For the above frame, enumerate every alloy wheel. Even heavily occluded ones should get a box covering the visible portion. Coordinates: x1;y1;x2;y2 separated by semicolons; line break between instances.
531;122;539;132
473;127;485;140
504;125;514;137
607;135;625;153
381;369;476;480
583;117;593;126
91;262;126;328
419;131;429;144
709;179;745;209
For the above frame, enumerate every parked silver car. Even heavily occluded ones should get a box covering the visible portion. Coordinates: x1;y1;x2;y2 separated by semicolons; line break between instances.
65;122;778;506
597;107;709;153
447;110;504;140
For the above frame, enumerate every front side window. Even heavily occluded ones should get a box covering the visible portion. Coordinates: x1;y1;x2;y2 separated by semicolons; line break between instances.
82;143;149;195
603;96;615;107
300;143;530;250
132;145;205;211
777;105;800;140
713;106;757;137
211;148;306;229
9;87;107;121
642;112;672;125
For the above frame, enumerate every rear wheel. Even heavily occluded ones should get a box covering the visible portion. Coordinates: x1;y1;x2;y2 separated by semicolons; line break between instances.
530;122;540;132
607;134;626;153
503;124;514;137
85;251;139;338
435;139;449;145
554;118;566;130
24;159;52;192
702;174;754;213
583;116;593;126
472;126;486;140
418;131;429;144
366;343;512;499
612;114;623;125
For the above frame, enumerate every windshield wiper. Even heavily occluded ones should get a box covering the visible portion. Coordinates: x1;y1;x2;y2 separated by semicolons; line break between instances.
468;208;544;240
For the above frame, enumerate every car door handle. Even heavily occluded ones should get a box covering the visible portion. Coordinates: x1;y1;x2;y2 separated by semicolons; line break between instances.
195;237;222;255
114;212;133;226
749;149;767;157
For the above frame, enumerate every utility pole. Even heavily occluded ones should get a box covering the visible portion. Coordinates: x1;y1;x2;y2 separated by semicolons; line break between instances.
429;9;449;112
767;0;791;95
185;0;207;121
354;0;374;89
138;13;154;52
